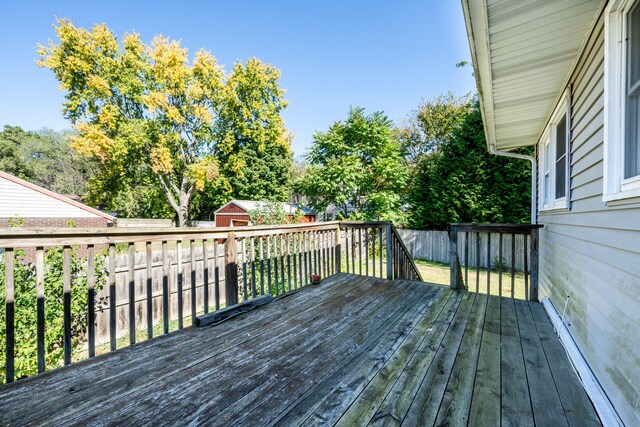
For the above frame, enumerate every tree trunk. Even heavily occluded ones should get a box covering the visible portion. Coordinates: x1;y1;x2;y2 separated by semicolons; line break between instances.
177;192;190;227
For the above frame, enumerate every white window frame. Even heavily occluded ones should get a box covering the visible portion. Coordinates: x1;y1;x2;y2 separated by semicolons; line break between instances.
539;90;570;211
604;0;640;202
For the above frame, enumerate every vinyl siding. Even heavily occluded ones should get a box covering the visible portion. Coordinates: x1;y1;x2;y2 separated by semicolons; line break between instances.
538;12;640;426
0;176;98;218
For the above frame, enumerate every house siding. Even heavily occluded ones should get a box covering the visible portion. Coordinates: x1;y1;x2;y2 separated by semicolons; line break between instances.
0;175;101;219
538;12;640;426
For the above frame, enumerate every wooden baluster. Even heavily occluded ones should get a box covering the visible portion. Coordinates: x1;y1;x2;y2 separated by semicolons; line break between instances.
345;228;350;274
386;224;393;280
4;248;14;382
498;233;503;298
280;234;287;294
188;240;195;326
298;232;304;286
292;234;298;290
371;228;376;277
365;229;369;277
162;241;170;334
36;247;45;371
87;245;96;357
177;240;183;329
328;230;332;276
267;235;273;294
524;234;529;300
321;230;326;278
336;227;342;275
273;235;279;296
259;237;265;295
148;241;155;335
203;240;209;314
108;244;116;351
464;232;469;290
287;234;292;292
358;228;362;276
214;240;220;310
225;233;238;306
511;233;516;298
242;238;248;302
487;233;491;295
327;230;331;276
250;237;257;297
327;229;331;276
351;228;356;274
379;228;383;278
63;246;72;365
306;231;312;283
128;244;136;344
476;232;480;292
312;231;322;275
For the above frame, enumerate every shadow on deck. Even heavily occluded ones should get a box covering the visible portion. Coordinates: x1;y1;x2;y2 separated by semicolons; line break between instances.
0;273;600;426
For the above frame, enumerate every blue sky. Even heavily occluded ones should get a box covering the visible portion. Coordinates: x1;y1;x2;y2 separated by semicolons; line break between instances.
0;1;475;156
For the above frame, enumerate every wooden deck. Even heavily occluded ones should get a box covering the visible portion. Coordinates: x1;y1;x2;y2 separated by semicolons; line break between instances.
0;274;600;426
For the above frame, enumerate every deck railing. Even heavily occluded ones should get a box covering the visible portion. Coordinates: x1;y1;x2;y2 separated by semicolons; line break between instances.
0;220;417;384
448;223;542;301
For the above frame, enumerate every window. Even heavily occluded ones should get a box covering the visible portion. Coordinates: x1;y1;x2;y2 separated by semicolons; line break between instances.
604;0;640;201
626;1;640;178
539;90;570;211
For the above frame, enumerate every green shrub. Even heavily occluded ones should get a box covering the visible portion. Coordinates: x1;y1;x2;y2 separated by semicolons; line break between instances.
0;246;107;383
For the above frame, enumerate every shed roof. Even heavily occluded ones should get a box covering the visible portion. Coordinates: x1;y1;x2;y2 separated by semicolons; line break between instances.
462;0;604;150
214;200;316;215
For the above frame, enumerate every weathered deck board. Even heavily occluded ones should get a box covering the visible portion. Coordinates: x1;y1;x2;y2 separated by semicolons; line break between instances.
0;274;600;427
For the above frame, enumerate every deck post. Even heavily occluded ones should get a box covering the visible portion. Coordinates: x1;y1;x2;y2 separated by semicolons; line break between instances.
335;225;342;274
449;224;464;290
530;227;539;301
385;223;393;280
225;232;239;306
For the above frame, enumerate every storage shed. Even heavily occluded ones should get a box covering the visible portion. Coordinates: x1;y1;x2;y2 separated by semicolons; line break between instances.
213;200;316;227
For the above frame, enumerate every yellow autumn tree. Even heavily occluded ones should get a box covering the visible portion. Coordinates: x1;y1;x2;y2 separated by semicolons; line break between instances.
38;19;289;226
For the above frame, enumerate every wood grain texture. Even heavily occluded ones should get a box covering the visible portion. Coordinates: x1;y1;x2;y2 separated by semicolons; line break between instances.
0;274;601;427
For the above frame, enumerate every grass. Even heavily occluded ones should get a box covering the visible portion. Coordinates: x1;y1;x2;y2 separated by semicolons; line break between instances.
414;259;530;300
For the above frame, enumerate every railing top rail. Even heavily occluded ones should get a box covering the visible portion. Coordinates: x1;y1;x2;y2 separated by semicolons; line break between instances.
338;221;390;228
0;221;343;248
449;223;543;234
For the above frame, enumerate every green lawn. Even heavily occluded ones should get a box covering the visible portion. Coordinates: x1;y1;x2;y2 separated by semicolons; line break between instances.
414;259;530;300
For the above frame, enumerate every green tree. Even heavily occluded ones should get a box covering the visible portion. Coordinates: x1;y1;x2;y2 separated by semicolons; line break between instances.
398;92;473;164
216;59;292;202
0;126;32;179
407;102;532;230
0;125;96;198
295;107;408;222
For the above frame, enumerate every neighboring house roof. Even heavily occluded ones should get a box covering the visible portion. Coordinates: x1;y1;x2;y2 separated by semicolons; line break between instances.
0;170;115;221
462;0;603;150
214;200;316;215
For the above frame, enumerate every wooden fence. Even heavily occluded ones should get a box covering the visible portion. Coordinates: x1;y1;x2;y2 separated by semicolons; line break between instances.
0;221;418;384
397;228;531;272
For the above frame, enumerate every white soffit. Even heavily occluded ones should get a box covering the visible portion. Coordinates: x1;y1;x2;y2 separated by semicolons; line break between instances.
462;0;604;150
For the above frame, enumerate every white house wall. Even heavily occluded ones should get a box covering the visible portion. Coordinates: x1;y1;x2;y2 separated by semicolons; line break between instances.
0;175;97;218
538;14;640;426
